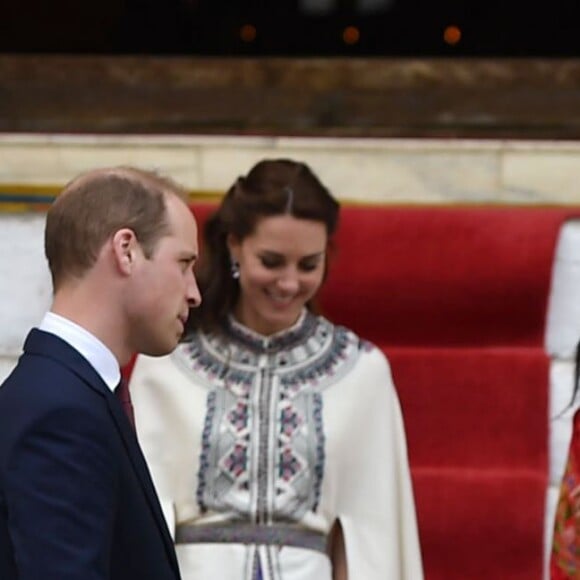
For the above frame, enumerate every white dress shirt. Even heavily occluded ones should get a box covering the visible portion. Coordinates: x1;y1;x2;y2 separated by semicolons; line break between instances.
38;311;121;391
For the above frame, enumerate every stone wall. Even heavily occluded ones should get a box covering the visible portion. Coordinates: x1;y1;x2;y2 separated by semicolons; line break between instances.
3;133;580;204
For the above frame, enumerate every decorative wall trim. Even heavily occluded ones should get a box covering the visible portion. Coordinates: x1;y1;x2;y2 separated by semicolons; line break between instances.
0;186;59;213
0;185;221;213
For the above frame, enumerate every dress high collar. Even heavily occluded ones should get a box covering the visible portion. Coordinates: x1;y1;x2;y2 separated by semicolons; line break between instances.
223;309;318;354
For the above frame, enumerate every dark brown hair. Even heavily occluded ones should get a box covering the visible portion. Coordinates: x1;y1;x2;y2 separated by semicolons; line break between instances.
187;158;340;334
45;166;188;290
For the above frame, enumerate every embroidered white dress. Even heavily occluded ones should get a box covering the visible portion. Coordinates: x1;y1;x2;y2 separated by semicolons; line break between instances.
130;311;424;580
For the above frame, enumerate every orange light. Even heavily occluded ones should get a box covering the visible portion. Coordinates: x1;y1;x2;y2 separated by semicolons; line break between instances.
342;26;360;45
240;24;257;43
443;25;461;46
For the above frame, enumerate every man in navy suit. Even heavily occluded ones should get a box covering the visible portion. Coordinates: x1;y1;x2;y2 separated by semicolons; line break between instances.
0;166;201;579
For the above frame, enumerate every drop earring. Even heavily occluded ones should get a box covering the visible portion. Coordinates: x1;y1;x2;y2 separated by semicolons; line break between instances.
230;257;240;279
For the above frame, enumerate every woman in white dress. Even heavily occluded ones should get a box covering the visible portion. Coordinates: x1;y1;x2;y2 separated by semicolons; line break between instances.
130;159;424;580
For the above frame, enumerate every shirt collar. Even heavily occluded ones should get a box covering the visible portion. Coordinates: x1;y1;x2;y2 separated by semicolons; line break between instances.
38;311;121;391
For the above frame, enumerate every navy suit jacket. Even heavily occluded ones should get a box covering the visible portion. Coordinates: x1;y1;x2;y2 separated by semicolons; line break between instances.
0;329;181;580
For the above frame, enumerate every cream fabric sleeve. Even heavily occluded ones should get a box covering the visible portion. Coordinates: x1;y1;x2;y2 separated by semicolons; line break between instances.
324;347;424;579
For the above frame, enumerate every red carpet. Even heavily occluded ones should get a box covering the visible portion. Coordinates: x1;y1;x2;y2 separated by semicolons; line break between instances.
316;206;576;579
387;347;548;579
320;206;570;347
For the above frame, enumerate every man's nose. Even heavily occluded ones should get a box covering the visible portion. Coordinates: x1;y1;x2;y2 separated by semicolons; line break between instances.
187;273;202;307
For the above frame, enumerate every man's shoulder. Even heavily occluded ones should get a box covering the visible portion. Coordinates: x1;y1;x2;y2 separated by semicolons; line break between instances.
0;343;106;415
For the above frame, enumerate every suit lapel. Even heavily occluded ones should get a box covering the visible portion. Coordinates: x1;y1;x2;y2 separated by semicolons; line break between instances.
23;329;180;575
104;391;179;571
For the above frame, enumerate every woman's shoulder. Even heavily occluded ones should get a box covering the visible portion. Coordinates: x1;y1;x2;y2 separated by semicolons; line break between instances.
320;315;386;359
130;340;217;395
131;350;174;374
131;349;189;383
313;315;392;378
131;330;211;380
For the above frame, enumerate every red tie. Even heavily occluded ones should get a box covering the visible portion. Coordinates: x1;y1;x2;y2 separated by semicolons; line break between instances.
115;378;136;430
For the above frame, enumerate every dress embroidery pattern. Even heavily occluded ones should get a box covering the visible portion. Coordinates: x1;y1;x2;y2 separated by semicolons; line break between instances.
197;390;217;510
176;311;366;524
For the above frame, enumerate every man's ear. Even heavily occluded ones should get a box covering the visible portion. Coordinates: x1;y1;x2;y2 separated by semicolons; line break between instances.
112;229;138;275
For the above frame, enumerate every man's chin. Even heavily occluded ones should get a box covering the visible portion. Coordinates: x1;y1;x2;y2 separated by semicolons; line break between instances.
140;338;179;358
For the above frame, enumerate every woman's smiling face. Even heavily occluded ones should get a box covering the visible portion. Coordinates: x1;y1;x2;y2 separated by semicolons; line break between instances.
228;214;327;336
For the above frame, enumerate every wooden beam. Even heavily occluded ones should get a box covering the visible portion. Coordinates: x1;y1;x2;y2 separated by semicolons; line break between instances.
1;55;579;138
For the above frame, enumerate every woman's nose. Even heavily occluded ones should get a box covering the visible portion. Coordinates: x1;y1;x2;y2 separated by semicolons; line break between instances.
276;271;299;293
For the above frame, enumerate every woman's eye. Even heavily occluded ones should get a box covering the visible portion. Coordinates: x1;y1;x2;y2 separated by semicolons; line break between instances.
299;262;319;272
259;255;320;271
260;257;283;269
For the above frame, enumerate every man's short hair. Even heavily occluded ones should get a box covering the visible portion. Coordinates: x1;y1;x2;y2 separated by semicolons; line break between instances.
45;166;189;290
